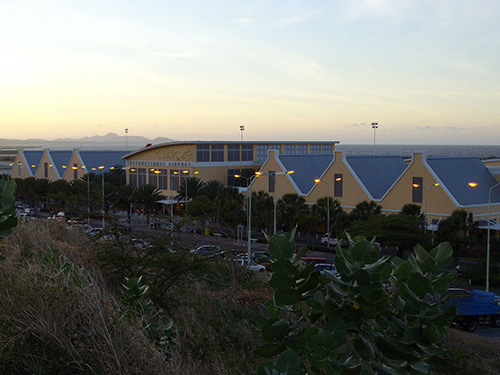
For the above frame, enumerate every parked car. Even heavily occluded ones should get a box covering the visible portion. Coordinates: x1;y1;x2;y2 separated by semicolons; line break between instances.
314;263;340;277
320;233;342;246
190;245;223;257
237;258;266;272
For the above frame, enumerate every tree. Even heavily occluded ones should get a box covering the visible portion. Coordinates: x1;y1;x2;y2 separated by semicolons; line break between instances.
350;200;382;221
257;231;456;374
133;184;165;223
315;197;344;234
277;194;307;232
0;179;17;243
252;190;274;232
200;180;224;200
213;187;244;234
177;177;204;201
436;209;475;258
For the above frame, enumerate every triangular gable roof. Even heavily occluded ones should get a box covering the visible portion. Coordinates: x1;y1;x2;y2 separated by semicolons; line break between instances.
426;157;500;206
79;151;127;174
278;154;334;195
48;150;73;178
23;151;43;175
345;155;408;200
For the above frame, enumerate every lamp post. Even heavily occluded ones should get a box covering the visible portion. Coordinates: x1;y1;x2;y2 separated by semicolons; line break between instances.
468;181;500;292
412;182;440;233
314;177;342;249
255;170;294;235
235;173;258;264
372;122;378;154
175;170;199;214
240;125;245;141
125;128;129;150
98;166;106;229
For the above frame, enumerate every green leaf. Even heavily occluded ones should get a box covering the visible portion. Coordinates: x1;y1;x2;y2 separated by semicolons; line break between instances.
275;350;302;375
268;234;295;260
410;362;430;374
262;319;290;342
407;273;432;297
274;288;301;306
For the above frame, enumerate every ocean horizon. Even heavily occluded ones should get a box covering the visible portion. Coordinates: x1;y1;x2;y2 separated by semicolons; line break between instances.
335;144;500;159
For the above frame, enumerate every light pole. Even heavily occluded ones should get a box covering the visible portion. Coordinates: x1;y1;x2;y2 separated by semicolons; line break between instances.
125;128;129;150
255;170;294;235
468;181;500;292
235;173;258;264
412;182;440;233
314;177;342;249
240;125;245;141
98;166;106;229
372;122;378;154
174;170;199;214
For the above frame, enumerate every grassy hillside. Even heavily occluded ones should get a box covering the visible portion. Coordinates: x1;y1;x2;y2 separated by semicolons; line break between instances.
1;220;500;374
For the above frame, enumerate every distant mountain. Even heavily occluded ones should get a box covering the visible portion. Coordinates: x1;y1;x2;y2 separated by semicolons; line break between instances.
0;133;176;150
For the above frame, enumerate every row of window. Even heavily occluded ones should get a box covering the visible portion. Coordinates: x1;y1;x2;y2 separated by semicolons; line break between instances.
129;169;190;190
196;144;254;162
196;144;335;162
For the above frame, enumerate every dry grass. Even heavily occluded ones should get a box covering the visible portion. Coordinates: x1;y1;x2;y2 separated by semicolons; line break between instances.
440;329;500;375
0;221;172;374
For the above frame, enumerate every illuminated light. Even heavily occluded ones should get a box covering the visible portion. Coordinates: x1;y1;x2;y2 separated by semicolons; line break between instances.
98;166;105;169
62;166;67;168
31;165;36;167
154;170;161;174
110;167;115;170
234;174;242;178
9;163;13;166
314;179;321;183
468;182;479;187
92;168;96;171
72;166;78;170
412;183;420;188
255;171;263;176
335;177;342;181
49;164;53;167
130;168;136;172
433;183;440;187
194;171;199;175
182;170;189;174
150;168;155;171
286;170;294;174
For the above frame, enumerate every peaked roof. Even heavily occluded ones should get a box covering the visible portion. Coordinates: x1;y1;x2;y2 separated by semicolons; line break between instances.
23;151;44;175
278;154;334;195
345;155;408;200
79;151;127;173
49;150;73;177
426;157;500;206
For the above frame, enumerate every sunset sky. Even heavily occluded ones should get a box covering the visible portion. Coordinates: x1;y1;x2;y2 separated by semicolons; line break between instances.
1;0;499;144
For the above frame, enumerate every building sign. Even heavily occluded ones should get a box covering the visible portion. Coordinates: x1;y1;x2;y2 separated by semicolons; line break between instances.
156;148;192;161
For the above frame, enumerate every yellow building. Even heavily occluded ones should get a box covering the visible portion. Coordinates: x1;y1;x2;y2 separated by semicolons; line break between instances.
123;141;338;198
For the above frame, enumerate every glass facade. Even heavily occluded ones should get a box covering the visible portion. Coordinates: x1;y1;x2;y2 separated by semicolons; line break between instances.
241;145;253;161
228;145;241;161
211;145;224;162
149;169;158;187
170;170;180;190
138;168;147;187
196;145;210;162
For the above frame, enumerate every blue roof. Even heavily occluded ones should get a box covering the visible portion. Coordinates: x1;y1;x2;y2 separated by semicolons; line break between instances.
80;151;127;174
24;151;43;175
279;154;334;194
427;157;500;206
346;155;408;200
49;150;73;177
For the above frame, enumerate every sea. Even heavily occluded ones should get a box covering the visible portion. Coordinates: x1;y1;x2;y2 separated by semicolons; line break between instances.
335;144;500;159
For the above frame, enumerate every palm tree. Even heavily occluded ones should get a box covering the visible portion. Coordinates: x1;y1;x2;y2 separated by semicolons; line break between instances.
277;193;307;232
133;184;165;223
200;180;224;200
350;201;382;221
315;197;344;234
251;190;274;232
177;177;204;201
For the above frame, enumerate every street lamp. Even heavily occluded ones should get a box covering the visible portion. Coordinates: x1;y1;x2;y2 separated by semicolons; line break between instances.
255;170;294;234
468;181;500;291
411;182;440;233
314;176;342;249
98;166;106;229
125;128;129;150
240;125;245;141
372;122;378;154
235;173;258;264
174;170;199;214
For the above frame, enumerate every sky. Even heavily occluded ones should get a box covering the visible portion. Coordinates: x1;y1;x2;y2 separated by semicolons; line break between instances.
1;0;499;145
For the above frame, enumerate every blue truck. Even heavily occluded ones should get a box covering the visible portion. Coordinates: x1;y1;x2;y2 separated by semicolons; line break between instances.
445;288;500;332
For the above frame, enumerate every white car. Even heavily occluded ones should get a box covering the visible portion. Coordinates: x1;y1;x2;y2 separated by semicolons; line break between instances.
237;258;266;272
320;233;341;246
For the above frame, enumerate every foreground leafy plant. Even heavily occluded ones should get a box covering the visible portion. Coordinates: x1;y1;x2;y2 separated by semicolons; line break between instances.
0;179;17;241
257;230;456;374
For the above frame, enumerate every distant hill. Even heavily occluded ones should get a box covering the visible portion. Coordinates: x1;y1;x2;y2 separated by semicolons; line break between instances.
0;133;176;150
